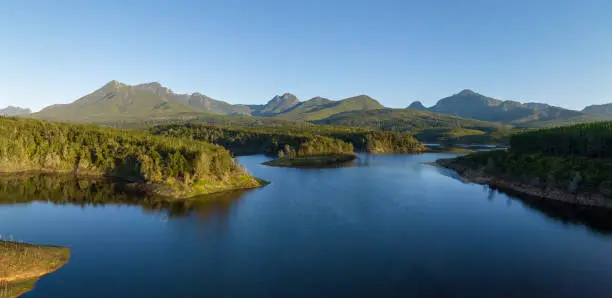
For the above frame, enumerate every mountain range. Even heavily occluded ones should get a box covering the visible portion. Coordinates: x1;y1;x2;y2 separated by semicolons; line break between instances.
409;89;608;125
3;81;609;130
0;106;31;116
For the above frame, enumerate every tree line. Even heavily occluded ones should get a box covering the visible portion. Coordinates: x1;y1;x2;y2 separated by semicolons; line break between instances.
0;117;247;187
511;121;612;158
148;123;426;156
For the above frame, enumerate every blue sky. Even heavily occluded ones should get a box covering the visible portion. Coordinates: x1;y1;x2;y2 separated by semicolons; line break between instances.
1;0;611;112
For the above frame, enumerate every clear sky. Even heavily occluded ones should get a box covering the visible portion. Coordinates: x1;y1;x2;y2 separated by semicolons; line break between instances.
1;0;611;112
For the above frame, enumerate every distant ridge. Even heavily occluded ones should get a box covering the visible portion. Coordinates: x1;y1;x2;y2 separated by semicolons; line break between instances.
0;106;31;116
583;103;612;117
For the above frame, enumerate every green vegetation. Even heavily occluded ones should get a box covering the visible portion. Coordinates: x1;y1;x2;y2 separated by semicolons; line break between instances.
0;117;264;198
442;151;612;199
264;136;357;167
149;123;426;155
438;121;612;205
1;240;70;298
510;121;612;157
315;108;512;144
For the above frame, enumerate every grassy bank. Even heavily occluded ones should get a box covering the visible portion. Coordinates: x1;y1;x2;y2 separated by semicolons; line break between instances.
0;117;264;198
1;241;70;298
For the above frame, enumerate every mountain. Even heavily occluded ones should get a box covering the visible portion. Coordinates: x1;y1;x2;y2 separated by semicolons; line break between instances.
27;80;386;124
0;106;31;116
125;82;252;116
31;81;199;123
252;93;300;116
427;89;595;126
30;81;257;123
407;101;427;111
583;103;612;117
273;95;384;121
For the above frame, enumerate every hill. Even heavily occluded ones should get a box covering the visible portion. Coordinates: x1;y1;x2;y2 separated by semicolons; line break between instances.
0;106;31;116
583;103;612;117
273;95;384;121
314;108;512;144
407;101;427;111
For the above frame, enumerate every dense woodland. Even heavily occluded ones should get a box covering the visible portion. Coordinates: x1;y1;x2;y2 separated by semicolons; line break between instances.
148;123;426;156
0;117;259;196
511;121;612;158
446;122;612;197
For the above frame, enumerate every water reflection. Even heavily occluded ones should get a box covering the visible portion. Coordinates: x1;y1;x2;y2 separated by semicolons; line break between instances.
0;174;251;219
431;166;612;234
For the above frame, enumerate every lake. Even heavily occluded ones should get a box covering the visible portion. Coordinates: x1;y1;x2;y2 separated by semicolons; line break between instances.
2;154;612;298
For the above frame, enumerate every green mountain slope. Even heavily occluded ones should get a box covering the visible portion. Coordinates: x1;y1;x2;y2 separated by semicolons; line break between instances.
252;93;300;116
31;81;198;123
273;95;384;121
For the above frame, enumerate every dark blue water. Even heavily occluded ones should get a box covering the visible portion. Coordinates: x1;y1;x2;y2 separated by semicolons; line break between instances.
2;154;612;298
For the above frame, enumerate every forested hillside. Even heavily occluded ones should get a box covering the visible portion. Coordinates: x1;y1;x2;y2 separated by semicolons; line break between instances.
439;121;612;205
0;117;263;198
148;123;426;155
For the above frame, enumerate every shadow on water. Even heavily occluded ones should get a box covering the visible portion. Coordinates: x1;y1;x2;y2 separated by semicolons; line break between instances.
430;165;612;234
0;173;252;219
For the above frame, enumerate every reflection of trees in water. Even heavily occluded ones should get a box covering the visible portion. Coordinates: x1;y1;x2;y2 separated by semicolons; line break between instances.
487;186;612;235
433;168;612;234
0;174;250;221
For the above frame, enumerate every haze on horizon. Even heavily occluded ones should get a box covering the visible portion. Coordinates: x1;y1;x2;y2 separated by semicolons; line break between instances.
1;0;611;112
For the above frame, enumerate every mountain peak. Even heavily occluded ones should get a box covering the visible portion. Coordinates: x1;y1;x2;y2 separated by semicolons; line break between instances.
281;93;297;98
101;80;125;90
457;89;477;96
257;93;300;116
408;101;427;110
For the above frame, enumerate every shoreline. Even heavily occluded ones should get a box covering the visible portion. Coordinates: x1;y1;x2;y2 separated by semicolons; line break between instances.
1;241;71;298
436;158;612;209
0;170;267;200
262;154;358;168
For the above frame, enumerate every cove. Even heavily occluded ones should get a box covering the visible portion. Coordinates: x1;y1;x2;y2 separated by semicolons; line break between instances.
1;154;612;298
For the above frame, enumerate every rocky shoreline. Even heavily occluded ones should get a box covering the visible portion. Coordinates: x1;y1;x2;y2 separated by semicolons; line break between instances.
436;158;612;209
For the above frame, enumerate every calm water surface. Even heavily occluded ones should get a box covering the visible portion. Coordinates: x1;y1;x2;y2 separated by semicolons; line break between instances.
2;154;612;298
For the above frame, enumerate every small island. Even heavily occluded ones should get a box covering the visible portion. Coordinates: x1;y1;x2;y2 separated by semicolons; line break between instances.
260;136;358;168
1;241;70;298
263;154;358;168
437;122;612;208
0;117;266;199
